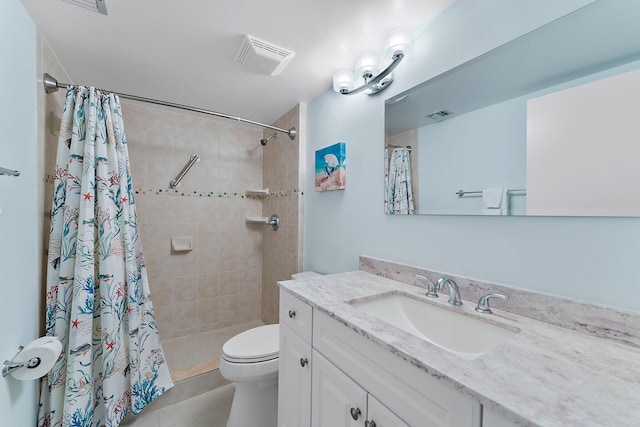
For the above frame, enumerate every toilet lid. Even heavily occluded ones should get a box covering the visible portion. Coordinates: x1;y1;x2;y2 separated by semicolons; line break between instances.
222;324;279;363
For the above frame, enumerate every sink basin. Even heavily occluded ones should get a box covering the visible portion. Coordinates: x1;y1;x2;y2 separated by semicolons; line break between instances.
349;293;518;359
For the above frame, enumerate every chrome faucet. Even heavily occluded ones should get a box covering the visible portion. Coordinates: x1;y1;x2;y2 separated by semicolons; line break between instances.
436;276;462;306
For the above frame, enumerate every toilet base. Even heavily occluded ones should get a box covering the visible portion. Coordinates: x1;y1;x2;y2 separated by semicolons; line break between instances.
227;376;278;427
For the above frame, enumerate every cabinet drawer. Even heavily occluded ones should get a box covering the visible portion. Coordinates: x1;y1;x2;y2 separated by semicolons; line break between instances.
280;289;313;343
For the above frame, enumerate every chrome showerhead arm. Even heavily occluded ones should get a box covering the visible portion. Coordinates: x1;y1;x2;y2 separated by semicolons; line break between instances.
260;133;278;146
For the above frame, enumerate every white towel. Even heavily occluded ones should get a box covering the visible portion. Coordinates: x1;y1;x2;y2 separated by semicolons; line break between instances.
483;188;509;215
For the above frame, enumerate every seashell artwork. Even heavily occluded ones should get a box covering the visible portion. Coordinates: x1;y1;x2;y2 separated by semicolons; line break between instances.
315;142;346;191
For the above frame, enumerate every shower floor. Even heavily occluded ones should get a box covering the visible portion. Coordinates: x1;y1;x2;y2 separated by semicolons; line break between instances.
162;320;264;382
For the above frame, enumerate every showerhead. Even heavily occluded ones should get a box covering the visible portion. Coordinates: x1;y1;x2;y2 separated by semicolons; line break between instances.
260;133;277;146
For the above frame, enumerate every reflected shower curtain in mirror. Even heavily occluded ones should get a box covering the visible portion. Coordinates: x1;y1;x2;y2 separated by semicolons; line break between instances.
384;148;389;213
384;147;415;214
38;86;173;427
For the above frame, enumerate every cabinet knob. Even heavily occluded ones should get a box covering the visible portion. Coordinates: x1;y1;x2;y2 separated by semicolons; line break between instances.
365;421;377;427
350;407;361;421
299;357;308;367
288;310;296;319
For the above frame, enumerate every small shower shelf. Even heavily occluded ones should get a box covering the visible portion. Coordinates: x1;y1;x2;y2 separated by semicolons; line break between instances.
246;188;269;197
245;216;269;224
171;236;193;252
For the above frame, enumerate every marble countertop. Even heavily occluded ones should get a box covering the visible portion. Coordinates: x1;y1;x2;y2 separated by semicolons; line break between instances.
279;270;640;427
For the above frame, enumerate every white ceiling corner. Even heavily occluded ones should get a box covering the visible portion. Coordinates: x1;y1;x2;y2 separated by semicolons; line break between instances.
21;0;455;125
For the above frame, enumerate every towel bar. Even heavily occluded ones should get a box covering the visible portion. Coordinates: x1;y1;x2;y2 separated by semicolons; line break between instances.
456;189;526;197
0;166;20;177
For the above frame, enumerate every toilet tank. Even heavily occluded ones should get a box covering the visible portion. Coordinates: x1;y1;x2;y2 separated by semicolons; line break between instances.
291;271;321;280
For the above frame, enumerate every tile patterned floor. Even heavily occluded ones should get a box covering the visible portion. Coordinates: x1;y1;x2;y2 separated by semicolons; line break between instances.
121;384;235;427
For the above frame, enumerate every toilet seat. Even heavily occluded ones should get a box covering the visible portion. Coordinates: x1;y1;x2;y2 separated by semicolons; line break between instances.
222;324;279;364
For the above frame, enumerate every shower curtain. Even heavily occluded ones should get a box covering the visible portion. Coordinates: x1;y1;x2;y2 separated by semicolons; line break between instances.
38;86;173;427
384;147;415;214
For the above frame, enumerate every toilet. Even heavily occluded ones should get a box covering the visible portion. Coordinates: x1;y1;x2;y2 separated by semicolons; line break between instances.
220;271;321;427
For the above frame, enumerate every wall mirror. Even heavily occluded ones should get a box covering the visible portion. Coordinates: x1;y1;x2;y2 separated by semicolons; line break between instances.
385;1;640;216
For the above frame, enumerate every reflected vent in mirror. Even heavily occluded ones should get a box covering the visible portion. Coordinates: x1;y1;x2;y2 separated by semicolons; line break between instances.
425;110;453;122
426;110;453;122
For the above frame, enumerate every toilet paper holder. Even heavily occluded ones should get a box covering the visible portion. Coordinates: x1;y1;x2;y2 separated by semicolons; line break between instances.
2;346;42;378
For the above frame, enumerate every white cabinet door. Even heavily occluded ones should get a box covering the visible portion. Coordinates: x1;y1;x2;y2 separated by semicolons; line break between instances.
278;323;312;427
312;350;367;427
482;407;521;427
366;394;410;427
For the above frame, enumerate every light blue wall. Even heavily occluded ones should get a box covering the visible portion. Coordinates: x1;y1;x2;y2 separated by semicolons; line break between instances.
0;1;39;425
418;98;526;215
304;0;640;313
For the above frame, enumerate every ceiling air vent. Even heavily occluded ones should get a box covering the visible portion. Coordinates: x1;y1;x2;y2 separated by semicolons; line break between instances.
235;35;295;76
62;0;108;15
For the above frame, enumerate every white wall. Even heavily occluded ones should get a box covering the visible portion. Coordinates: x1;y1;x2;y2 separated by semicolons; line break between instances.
0;1;39;425
527;67;640;216
304;0;640;313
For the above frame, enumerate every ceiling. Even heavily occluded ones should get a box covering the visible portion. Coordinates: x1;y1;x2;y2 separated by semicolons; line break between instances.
22;0;454;126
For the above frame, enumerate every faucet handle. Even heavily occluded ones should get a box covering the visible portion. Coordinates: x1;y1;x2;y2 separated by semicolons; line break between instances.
475;293;508;314
416;275;438;298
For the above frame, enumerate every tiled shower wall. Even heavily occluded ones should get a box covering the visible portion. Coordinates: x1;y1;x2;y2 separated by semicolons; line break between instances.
261;104;306;324
38;46;304;340
122;101;265;340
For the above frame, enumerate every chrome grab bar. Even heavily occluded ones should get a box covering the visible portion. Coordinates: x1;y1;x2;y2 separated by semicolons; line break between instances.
170;155;200;189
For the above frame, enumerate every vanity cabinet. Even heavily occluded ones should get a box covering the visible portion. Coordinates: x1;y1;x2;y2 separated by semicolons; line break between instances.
279;289;485;427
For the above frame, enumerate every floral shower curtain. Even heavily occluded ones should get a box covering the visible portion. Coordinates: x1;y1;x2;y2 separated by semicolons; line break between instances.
384;147;415;214
38;86;173;427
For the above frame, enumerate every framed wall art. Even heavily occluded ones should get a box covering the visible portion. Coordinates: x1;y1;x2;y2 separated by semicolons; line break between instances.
315;142;346;192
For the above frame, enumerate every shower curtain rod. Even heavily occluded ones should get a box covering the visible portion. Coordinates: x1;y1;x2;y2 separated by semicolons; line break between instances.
42;73;297;140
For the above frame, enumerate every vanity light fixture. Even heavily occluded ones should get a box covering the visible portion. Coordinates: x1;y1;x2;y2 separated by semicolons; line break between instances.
333;29;413;96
